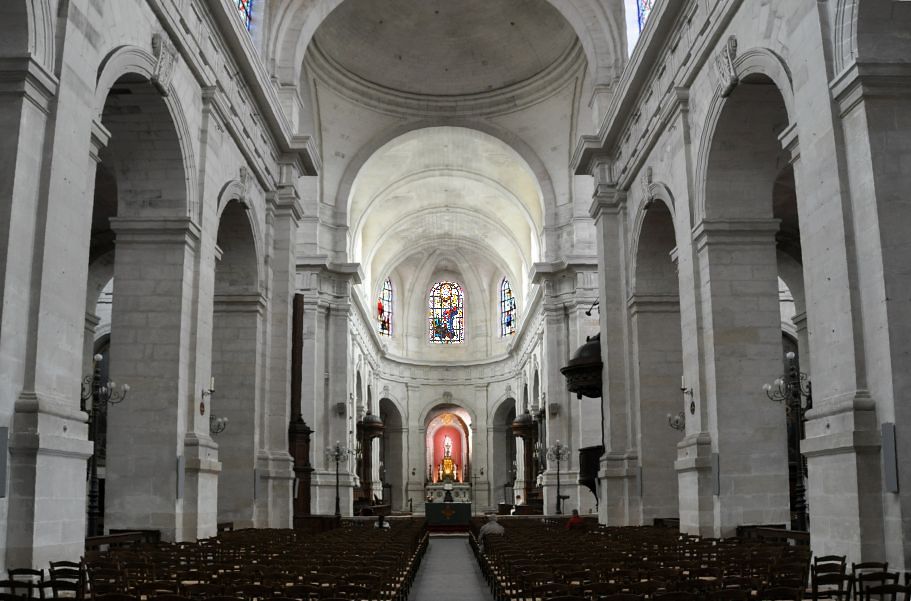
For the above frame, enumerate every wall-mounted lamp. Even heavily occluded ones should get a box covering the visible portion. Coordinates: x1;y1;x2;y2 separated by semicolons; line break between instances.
202;376;215;399
210;414;228;436
667;411;685;432
584;299;600;316
680;375;693;397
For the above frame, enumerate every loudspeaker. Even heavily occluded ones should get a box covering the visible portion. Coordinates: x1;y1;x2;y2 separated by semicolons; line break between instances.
883;422;899;493
0;427;7;499
712;452;720;496
176;455;185;500
334;402;346;416
548;402;560;416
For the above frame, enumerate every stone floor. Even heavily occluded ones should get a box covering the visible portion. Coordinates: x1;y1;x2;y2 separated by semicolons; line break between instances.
408;535;495;601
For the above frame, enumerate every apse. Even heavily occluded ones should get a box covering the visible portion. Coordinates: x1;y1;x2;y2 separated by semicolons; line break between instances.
347;126;545;362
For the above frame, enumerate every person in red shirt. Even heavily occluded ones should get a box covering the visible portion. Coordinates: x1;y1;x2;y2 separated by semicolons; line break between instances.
565;509;585;530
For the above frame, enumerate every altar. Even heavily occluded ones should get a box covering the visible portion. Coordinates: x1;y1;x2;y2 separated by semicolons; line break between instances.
424;431;472;503
425;482;472;503
425;502;472;531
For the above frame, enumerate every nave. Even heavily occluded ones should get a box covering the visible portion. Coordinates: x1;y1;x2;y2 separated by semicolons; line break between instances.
3;520;911;601
408;536;493;601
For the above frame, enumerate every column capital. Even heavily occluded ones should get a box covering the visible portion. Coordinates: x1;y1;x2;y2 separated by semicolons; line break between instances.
0;56;58;113
627;293;680;316
108;216;201;247
830;61;911;118
268;184;304;224
589;185;627;221
692;218;780;251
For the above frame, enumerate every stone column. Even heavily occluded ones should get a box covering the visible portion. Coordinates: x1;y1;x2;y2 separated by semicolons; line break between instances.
213;294;265;528
471;385;492;510
5;100;98;568
258;186;302;528
104;217;202;541
691;218;790;536
629;294;682;524
296;259;359;516
811;61;910;563
532;262;597;516
588;172;636;525
404;383;424;513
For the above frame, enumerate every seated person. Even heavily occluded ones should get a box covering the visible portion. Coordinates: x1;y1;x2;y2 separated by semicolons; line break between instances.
565;508;585;530
374;514;391;529
477;514;504;551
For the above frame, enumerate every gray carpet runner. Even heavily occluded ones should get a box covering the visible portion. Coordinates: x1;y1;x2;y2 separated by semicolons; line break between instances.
408;535;495;601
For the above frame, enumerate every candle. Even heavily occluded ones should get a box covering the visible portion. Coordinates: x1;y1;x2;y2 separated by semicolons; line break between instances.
681;375;685;389
210;376;215;390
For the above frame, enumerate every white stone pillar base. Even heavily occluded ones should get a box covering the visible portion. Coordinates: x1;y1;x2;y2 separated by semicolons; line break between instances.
311;469;355;516
7;393;93;567
255;452;295;528
182;434;220;540
675;433;714;537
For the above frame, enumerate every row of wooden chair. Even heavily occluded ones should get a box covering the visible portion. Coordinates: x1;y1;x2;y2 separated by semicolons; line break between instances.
2;522;429;601
468;521;911;601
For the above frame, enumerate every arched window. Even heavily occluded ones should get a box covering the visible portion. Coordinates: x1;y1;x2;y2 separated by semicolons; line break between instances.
429;281;464;344
378;278;393;336
236;0;254;31
637;0;655;30
499;278;516;336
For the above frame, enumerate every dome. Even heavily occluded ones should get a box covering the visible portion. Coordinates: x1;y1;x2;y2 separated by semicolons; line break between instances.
312;0;577;97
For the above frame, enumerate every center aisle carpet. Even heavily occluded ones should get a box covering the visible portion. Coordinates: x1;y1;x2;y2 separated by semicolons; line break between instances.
408;535;495;601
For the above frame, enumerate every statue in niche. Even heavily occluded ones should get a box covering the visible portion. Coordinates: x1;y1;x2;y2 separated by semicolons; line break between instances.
437;435;459;482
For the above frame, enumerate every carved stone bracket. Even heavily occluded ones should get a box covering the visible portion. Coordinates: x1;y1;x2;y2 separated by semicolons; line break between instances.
640;166;654;204
714;35;738;97
152;33;179;96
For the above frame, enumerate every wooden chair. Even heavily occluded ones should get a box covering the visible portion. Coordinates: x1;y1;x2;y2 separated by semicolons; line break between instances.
863;584;911;601
812;572;851;601
759;587;804;601
708;589;751;601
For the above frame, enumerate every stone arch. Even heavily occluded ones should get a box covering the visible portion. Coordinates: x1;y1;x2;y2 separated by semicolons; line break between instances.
696;84;791;223
338;120;556;235
94;45;198;220
0;0;55;71
265;0;624;92
212;194;266;527
628;181;678;295
688;49;797;534
491;395;518;505
834;0;911;73
419;399;478;429
378;397;405;510
215;201;262;295
216;180;265;291
628;198;682;524
694;47;795;223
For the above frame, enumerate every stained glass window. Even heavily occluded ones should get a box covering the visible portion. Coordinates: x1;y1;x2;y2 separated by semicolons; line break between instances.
378;278;393;336
499;278;517;336
429;281;464;344
236;0;254;31
637;0;655;31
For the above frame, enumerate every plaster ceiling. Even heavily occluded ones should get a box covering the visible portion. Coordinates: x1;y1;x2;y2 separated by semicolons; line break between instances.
312;0;576;96
349;127;544;300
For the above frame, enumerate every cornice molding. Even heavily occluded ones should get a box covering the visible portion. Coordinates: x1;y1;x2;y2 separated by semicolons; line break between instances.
306;38;586;119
